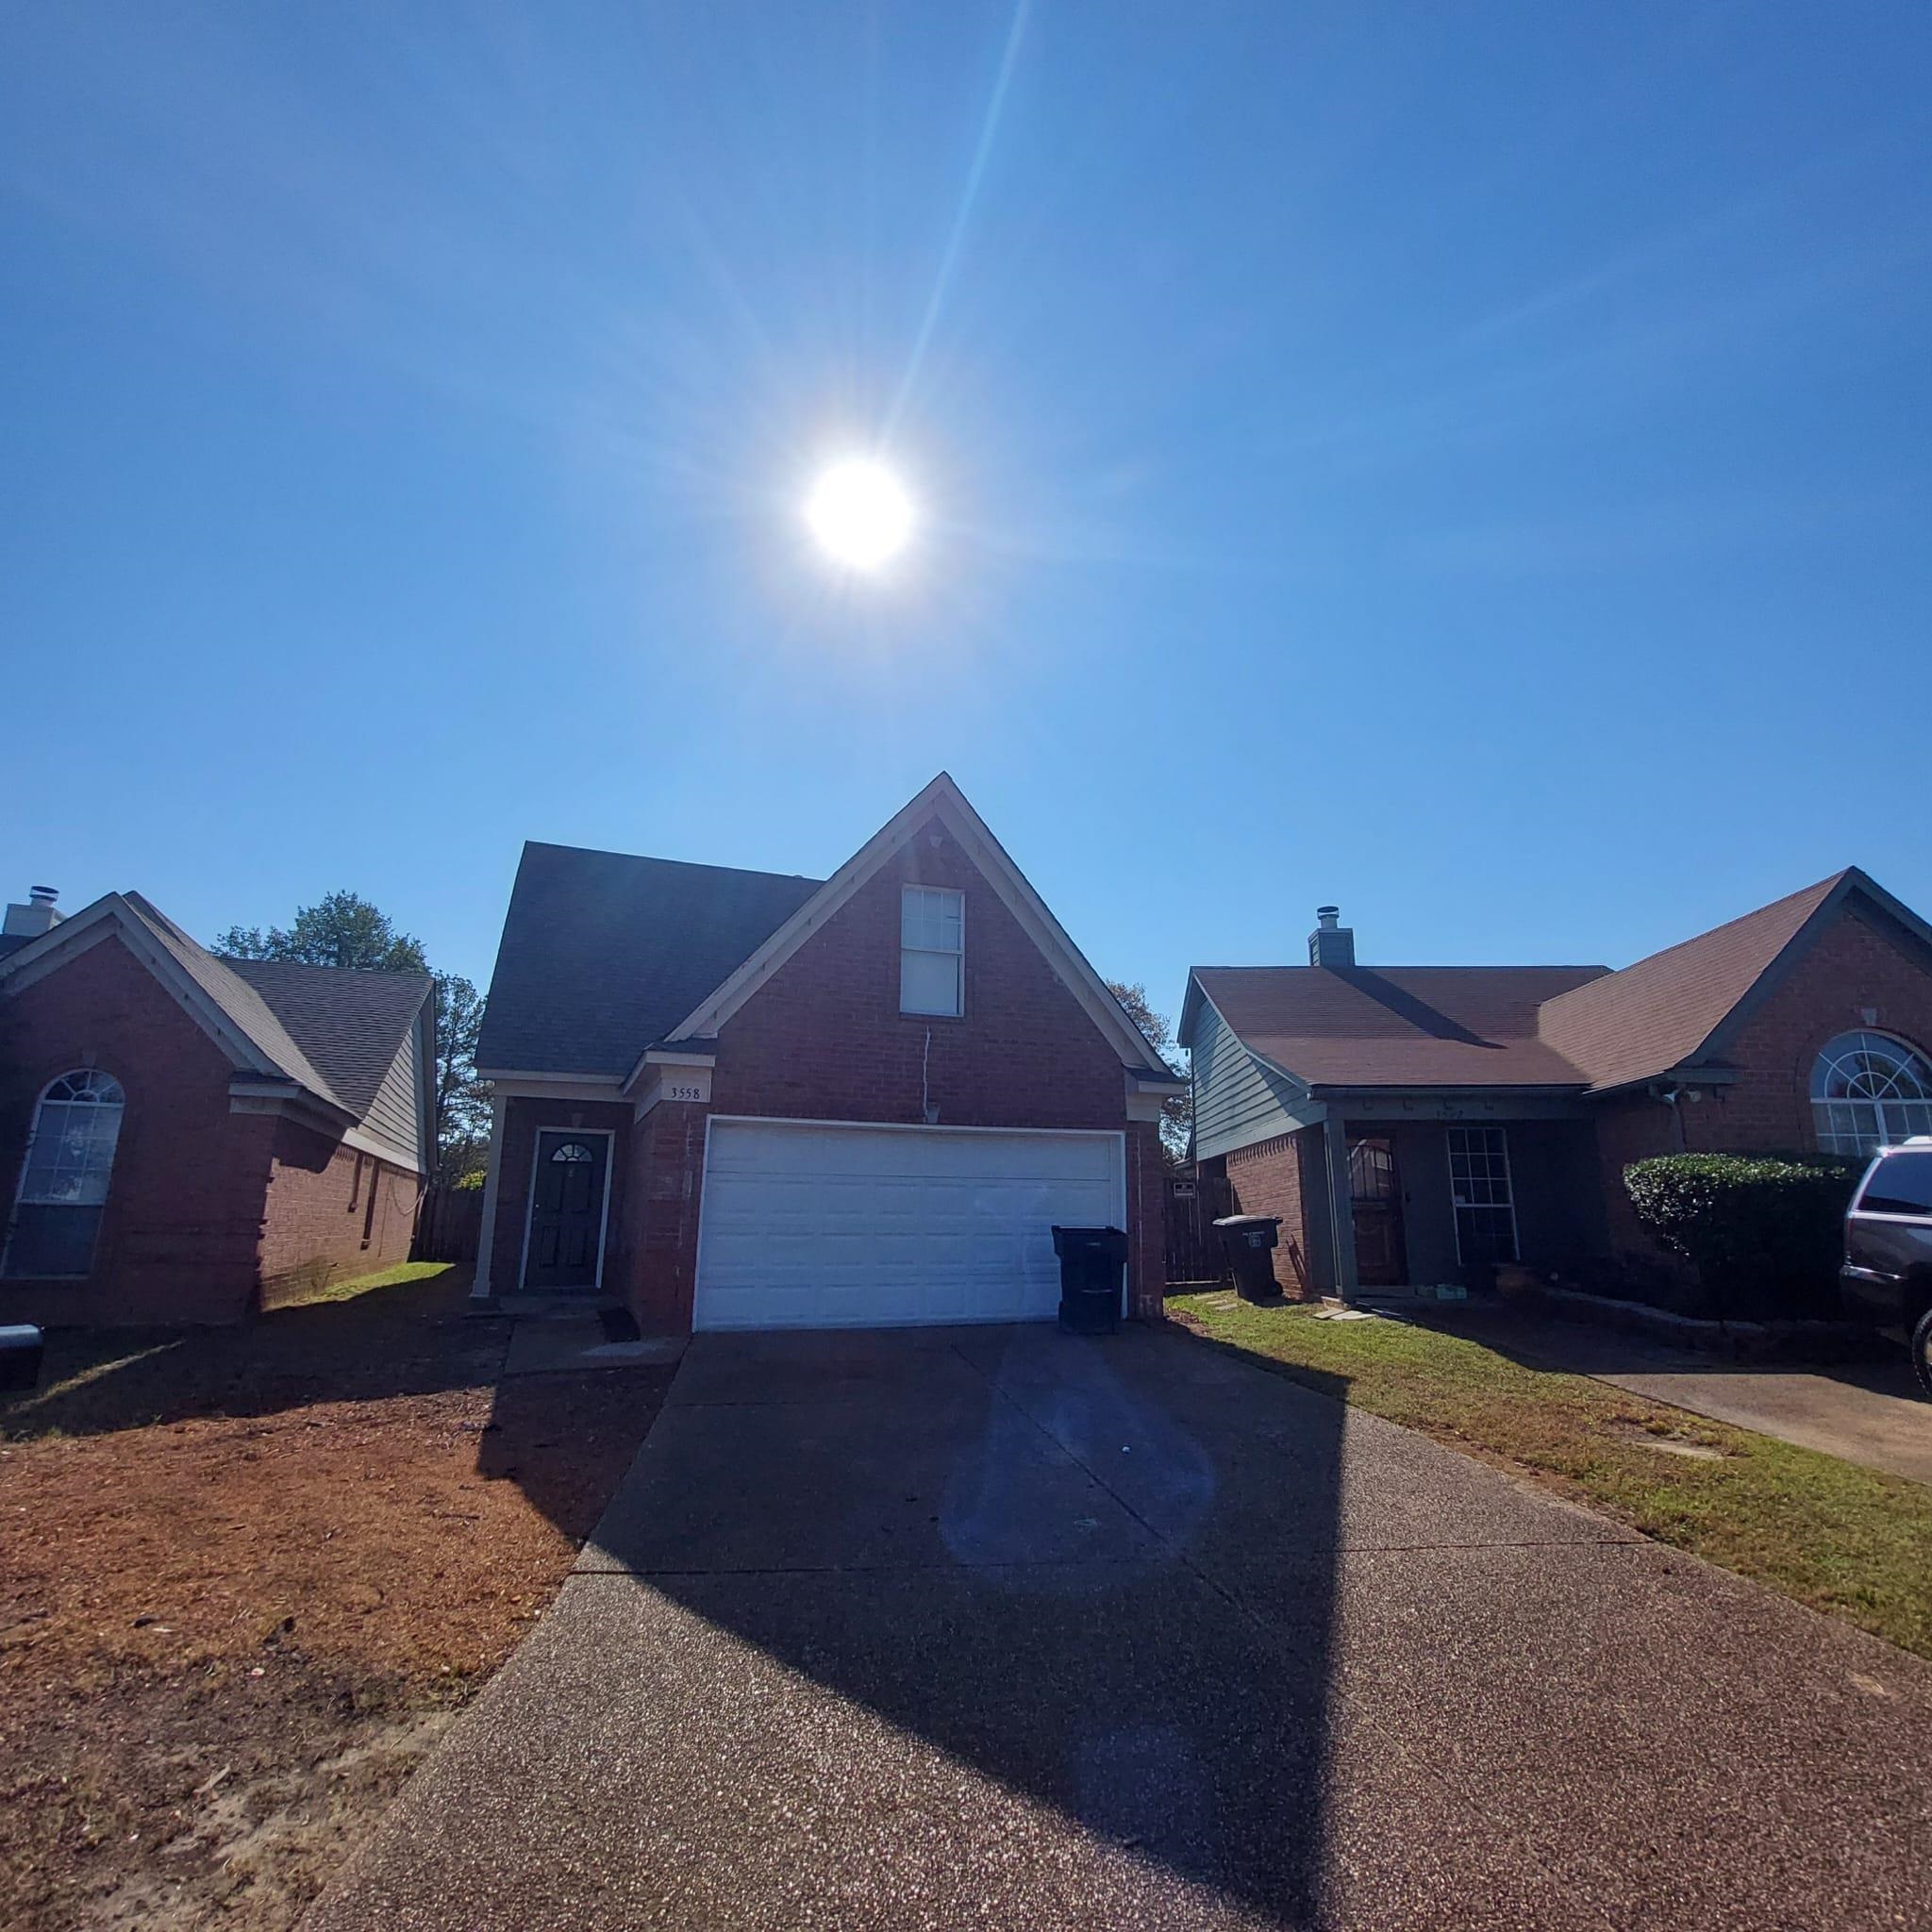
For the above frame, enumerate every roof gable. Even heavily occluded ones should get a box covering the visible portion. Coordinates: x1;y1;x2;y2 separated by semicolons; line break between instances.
1536;871;1847;1091
0;891;431;1142
661;774;1178;1084
1537;867;1932;1091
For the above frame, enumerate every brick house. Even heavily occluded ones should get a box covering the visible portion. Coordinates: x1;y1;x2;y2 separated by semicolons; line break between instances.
471;774;1182;1331
1180;871;1932;1299
0;887;435;1325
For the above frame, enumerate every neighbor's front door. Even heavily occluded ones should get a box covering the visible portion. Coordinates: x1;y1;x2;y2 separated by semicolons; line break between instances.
524;1132;609;1291
1347;1134;1408;1288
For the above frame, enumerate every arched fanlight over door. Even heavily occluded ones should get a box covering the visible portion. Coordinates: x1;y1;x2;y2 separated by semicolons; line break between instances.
1811;1031;1932;1156
5;1070;126;1278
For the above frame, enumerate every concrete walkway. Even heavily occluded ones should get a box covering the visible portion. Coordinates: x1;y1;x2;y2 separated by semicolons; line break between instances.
1413;1302;1932;1486
307;1324;1932;1930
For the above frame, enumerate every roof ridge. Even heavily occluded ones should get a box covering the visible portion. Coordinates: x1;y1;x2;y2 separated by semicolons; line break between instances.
222;954;431;987
519;839;824;885
1195;962;1609;974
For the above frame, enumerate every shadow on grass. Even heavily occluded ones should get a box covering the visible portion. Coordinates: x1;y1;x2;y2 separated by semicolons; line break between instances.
0;1267;505;1441
1402;1295;1916;1400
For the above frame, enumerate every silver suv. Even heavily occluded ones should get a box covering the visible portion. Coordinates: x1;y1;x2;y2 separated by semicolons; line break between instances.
1840;1138;1932;1398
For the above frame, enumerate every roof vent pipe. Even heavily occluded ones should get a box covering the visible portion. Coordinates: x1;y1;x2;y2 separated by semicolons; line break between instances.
1308;905;1356;970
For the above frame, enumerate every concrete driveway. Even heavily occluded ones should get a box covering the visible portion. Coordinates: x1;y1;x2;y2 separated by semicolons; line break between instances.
307;1323;1932;1931
1410;1302;1932;1486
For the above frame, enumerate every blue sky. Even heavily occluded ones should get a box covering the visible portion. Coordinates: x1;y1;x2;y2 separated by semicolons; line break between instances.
4;3;1927;1025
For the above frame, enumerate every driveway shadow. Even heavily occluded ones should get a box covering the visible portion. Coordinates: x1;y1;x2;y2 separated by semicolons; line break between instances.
573;1321;1353;1925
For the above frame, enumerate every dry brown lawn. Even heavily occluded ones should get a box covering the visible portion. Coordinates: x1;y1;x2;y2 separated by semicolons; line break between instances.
0;1267;671;1932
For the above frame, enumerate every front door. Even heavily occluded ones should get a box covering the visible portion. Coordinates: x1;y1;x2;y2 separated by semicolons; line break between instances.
524;1132;609;1291
1347;1134;1407;1288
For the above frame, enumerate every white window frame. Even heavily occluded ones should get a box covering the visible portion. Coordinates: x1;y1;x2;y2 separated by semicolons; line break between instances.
1810;1030;1932;1157
4;1069;126;1279
900;886;965;1018
1446;1124;1519;1266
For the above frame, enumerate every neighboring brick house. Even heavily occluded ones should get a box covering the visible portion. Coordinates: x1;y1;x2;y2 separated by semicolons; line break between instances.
471;774;1182;1332
0;887;434;1325
1180;871;1932;1299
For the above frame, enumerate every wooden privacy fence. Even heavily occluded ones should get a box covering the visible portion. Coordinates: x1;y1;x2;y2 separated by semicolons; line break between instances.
413;1184;483;1265
1164;1172;1232;1287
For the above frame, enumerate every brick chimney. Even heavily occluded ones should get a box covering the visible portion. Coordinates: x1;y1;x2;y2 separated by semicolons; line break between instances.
1307;905;1355;969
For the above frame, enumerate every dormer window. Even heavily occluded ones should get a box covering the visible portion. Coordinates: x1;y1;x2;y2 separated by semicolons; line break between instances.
901;887;964;1016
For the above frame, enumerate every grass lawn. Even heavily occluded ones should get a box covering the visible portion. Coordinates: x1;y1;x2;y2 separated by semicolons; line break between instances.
1169;1291;1932;1661
0;1268;672;1932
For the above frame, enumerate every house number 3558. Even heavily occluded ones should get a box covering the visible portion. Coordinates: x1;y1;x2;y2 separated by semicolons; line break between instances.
668;1083;704;1102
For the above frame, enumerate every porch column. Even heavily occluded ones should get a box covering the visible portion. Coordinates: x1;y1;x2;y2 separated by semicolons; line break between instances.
1321;1110;1360;1301
469;1091;509;1302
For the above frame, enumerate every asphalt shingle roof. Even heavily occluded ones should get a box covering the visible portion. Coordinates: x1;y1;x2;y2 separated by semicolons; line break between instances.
1537;872;1847;1093
476;842;824;1078
1195;872;1859;1097
120;892;429;1115
1193;964;1607;1090
223;958;433;1114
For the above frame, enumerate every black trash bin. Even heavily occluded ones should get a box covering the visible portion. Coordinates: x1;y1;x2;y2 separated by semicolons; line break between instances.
1213;1215;1282;1302
0;1324;43;1393
1051;1224;1128;1334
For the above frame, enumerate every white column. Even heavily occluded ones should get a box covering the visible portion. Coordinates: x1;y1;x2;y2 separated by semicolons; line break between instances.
469;1091;509;1302
1323;1109;1360;1302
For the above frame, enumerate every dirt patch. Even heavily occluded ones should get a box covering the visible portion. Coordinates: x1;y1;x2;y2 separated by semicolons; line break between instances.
0;1272;672;1932
1606;1419;1731;1460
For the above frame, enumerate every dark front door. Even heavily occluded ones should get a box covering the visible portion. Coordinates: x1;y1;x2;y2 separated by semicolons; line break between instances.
524;1132;609;1291
1347;1134;1408;1288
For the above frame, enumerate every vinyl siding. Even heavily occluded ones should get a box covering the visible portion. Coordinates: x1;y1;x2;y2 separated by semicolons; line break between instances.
358;1021;425;1170
1191;992;1305;1160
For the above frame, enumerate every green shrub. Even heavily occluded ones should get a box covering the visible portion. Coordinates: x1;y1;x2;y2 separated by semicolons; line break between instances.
1624;1153;1861;1321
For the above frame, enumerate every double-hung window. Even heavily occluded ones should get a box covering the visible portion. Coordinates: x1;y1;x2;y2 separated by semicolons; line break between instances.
900;887;964;1016
1447;1125;1518;1265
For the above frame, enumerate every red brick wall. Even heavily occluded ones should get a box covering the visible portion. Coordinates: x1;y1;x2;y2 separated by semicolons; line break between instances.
0;933;268;1325
1225;1129;1320;1296
1683;903;1932;1155
624;1101;710;1331
1591;1092;1679;1258
489;1096;632;1297
1588;900;1932;1274
625;814;1160;1331
257;1124;421;1308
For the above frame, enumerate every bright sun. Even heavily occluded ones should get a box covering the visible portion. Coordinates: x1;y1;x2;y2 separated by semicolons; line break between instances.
804;458;916;572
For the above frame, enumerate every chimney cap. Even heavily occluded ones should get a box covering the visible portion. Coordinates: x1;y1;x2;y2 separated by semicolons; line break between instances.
1314;905;1341;928
28;887;58;905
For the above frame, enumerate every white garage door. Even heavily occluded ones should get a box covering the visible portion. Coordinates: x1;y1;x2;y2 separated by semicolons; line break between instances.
693;1119;1125;1331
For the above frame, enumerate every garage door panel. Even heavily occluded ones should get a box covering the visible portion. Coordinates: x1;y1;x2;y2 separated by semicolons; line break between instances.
694;1121;1123;1331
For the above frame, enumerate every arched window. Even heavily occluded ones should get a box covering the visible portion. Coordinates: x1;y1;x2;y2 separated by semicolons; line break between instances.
1811;1032;1932;1156
5;1070;125;1278
549;1141;594;1163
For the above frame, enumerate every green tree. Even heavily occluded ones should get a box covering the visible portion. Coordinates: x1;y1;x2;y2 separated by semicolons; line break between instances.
217;889;427;974
431;970;491;1187
217;892;488;1185
1107;979;1191;1167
